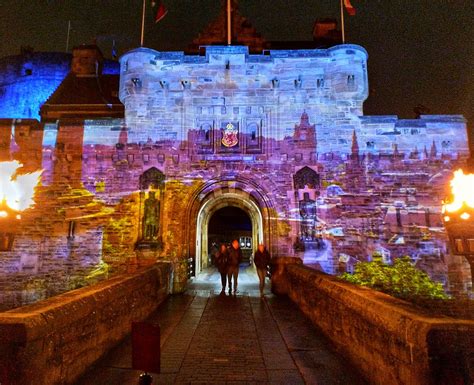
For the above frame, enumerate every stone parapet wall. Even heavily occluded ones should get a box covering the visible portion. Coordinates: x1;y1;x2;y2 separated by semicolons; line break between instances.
358;114;468;155
272;260;474;385
0;263;170;385
0;263;109;312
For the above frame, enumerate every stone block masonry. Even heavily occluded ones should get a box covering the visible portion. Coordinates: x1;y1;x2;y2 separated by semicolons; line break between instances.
0;263;170;385
0;52;70;120
120;45;369;147
0;42;471;308
119;45;468;156
272;259;474;385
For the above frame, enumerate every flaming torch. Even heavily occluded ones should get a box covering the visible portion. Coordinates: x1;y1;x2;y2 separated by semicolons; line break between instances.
0;160;42;220
442;169;474;293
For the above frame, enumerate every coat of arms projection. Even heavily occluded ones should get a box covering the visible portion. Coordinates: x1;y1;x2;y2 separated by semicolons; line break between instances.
221;122;239;149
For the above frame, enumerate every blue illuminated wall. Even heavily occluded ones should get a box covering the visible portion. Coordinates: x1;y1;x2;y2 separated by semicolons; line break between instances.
0;52;120;119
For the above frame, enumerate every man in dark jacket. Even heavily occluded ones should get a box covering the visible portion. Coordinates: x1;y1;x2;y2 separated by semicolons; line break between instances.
227;239;243;295
254;244;271;297
214;243;229;294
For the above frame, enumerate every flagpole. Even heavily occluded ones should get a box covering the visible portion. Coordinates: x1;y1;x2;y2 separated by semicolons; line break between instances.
66;20;71;52
340;0;346;43
140;0;146;46
227;0;231;45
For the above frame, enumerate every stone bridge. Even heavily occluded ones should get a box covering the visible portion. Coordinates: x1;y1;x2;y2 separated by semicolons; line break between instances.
0;259;472;385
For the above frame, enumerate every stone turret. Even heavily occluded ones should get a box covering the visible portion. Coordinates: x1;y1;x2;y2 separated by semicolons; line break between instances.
326;46;368;101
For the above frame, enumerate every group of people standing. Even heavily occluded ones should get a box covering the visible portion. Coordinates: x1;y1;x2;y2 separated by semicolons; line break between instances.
214;240;271;297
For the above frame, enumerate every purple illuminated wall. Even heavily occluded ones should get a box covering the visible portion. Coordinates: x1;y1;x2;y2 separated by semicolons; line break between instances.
0;44;471;309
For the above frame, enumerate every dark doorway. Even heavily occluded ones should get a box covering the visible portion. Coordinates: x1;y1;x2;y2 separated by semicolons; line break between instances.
208;206;252;265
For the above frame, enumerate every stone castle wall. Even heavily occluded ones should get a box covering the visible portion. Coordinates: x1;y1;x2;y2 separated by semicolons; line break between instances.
119;45;368;146
0;52;120;120
0;120;113;310
118;45;468;156
35;105;470;295
0;53;70;120
0;44;471;308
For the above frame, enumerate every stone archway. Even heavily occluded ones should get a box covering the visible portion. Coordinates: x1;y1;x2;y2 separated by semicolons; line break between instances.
183;176;281;277
195;193;264;273
208;207;252;262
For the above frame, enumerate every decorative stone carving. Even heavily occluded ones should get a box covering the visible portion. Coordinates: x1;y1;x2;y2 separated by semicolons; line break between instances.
293;166;320;190
294;167;320;244
139;167;165;191
143;191;160;241
137;167;165;248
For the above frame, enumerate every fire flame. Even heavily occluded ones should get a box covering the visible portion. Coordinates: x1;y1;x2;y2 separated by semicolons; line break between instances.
0;160;42;212
444;169;474;213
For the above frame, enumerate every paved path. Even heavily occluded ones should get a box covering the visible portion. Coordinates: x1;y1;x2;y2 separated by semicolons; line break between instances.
76;266;366;385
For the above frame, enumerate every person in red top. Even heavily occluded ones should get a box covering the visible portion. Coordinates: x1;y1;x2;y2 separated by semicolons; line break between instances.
254;243;271;297
227;239;243;295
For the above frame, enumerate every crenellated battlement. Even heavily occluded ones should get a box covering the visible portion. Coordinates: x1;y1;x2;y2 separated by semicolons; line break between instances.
119;44;368;144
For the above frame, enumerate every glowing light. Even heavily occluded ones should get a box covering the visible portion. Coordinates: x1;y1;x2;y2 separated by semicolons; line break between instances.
444;216;450;222
460;212;470;220
0;160;42;212
0;211;7;218
16;214;21;220
444;169;474;213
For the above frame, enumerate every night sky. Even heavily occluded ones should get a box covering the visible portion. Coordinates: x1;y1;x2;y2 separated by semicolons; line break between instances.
0;0;472;127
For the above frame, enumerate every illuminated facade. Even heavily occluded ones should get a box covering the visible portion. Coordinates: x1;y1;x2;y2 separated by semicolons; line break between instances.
0;42;471;309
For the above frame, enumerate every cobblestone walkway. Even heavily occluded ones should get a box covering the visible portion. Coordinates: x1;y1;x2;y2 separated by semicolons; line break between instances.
76;267;366;385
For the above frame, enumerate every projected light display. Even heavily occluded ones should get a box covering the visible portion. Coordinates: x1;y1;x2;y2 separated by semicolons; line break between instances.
0;43;471;309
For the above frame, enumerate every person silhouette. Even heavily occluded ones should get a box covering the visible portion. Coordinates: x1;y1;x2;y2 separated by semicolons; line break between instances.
227;239;242;295
254;244;271;297
214;243;229;294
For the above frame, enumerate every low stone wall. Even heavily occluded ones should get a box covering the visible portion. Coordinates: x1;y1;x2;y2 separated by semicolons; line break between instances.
272;258;474;385
0;263;170;385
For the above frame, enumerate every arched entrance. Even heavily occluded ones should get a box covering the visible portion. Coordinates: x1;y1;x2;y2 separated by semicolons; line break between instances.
195;193;264;273
208;206;253;265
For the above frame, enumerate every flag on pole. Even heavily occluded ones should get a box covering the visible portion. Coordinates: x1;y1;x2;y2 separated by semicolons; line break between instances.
112;39;117;59
151;1;168;23
343;0;356;16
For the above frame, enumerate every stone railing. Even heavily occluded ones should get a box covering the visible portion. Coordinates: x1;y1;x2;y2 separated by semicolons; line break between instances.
0;263;171;385
271;257;474;385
